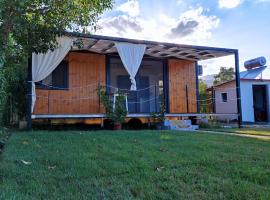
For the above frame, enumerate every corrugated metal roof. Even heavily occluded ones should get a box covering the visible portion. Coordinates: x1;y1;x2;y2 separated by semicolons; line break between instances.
240;66;267;79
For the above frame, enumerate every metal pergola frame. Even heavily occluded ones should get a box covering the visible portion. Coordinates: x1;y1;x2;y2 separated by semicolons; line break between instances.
69;32;237;61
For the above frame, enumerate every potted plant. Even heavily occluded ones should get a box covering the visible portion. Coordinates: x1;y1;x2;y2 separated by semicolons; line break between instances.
98;86;127;130
150;96;166;130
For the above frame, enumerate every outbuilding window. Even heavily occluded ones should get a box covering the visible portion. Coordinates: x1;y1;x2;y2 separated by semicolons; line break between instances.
37;61;68;90
221;92;228;102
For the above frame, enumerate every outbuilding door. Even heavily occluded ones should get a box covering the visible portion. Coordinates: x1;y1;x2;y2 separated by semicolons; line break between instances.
253;85;268;122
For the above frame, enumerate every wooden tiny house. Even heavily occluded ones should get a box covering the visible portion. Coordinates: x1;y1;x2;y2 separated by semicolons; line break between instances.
34;52;106;115
29;33;241;126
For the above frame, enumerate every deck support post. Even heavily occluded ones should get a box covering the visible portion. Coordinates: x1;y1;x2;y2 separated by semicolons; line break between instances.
154;84;157;112
185;85;189;113
211;86;216;114
98;81;101;113
195;62;200;113
234;50;242;128
27;55;32;130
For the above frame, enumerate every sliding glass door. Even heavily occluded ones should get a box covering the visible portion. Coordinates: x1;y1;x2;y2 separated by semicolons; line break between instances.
109;57;164;114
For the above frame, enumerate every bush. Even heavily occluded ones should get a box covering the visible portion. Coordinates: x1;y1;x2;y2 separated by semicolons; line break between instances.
0;37;27;126
98;86;127;124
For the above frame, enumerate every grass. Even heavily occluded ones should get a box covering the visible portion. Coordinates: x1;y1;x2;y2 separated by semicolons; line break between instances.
0;130;270;200
201;128;270;137
0;127;9;141
0;128;9;152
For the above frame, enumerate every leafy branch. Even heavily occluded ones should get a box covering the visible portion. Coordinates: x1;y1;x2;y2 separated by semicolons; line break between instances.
150;96;166;123
98;86;127;124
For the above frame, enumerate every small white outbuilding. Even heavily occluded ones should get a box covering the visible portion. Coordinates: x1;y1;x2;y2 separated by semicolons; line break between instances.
212;57;270;123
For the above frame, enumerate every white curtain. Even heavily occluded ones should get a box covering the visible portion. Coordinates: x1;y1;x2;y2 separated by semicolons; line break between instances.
31;36;74;112
115;42;146;90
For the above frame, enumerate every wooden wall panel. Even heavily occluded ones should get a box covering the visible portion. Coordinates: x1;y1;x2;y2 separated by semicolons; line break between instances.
168;59;197;113
34;90;49;114
34;52;106;115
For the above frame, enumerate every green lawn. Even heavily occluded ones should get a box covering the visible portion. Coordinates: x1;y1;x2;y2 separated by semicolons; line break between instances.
0;128;9;152
1;130;270;200
0;127;9;141
202;128;270;137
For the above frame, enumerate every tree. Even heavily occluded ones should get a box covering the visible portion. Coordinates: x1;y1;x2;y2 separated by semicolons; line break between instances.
0;0;113;125
0;36;27;125
0;0;113;56
198;79;209;113
213;67;235;85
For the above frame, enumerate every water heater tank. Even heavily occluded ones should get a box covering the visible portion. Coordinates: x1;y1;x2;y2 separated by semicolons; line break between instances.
244;57;267;70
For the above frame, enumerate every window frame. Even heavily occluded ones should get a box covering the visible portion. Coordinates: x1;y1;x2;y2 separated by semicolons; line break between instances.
107;55;166;114
35;60;69;90
221;92;228;103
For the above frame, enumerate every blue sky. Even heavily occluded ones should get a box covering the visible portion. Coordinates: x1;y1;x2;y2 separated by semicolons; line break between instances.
94;0;270;77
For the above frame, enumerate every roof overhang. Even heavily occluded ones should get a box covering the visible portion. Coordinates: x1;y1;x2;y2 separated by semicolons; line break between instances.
67;32;237;62
207;78;270;91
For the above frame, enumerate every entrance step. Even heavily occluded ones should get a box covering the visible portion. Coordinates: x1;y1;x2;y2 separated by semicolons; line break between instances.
164;120;198;131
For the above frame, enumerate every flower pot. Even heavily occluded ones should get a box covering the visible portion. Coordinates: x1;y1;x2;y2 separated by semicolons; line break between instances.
113;123;122;130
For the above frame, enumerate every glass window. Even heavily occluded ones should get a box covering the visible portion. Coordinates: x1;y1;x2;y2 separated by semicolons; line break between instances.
37;61;68;89
221;92;228;102
109;57;164;113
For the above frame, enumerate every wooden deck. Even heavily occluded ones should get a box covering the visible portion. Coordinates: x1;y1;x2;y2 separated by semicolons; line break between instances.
32;113;238;119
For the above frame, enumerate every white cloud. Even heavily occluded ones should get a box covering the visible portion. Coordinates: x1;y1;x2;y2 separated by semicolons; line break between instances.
96;5;227;76
97;15;143;36
169;7;220;43
218;0;243;8
256;0;270;2
176;0;184;5
97;7;220;45
117;0;140;17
